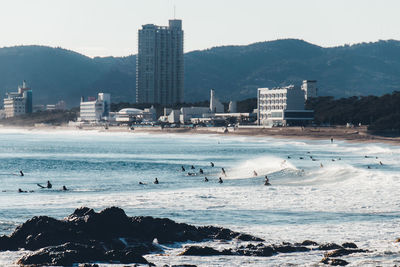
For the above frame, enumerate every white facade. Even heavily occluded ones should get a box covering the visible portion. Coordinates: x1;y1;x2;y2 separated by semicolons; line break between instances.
3;81;32;118
115;106;157;123
301;80;318;100
210;89;224;113
180;107;211;123
79;93;111;122
257;85;313;126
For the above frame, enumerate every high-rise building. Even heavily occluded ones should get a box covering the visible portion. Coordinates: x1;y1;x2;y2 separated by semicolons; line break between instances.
301;80;318;100
136;19;184;105
3;80;32;118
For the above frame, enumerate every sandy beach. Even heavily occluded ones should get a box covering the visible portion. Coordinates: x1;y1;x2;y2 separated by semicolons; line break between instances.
1;124;399;144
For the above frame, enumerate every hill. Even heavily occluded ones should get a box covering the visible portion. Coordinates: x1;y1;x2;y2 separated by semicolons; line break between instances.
0;39;399;107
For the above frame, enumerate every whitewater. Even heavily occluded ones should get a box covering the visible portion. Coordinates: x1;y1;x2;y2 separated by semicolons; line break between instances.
0;129;399;266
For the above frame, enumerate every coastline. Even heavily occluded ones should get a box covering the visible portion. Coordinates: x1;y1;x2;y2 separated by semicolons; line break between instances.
1;124;399;145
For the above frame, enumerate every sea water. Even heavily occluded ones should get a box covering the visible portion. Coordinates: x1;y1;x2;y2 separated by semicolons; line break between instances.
0;129;399;266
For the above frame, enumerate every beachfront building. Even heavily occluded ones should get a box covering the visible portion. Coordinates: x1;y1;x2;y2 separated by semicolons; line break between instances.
301;80;318;100
136;19;184;105
210;89;224;113
79;93;111;122
257;85;313;126
3;81;33;118
114;106;157;124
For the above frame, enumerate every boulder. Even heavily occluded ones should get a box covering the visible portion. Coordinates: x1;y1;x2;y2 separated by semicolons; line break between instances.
321;257;349;266
318;243;343;250
179;246;229;256
324;248;368;258
341;242;357;249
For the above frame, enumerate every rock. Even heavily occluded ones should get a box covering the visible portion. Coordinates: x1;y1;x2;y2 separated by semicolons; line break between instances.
321;257;349;266
318;243;343;250
179;246;229;256
324;248;368;257
235;243;274;257
341;242;357;248
300;240;319;246
171;265;198;267
235;233;264;242
79;264;99;267
273;244;310;253
17;242;150;266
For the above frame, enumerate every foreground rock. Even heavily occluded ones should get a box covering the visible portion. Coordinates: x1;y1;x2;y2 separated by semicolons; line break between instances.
0;207;369;266
0;206;262;266
180;242;310;257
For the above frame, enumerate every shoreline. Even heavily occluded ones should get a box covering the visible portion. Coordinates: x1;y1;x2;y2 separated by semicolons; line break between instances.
0;124;399;145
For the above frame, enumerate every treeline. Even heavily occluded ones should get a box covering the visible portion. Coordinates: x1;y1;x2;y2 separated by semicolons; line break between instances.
0;110;78;126
306;92;400;132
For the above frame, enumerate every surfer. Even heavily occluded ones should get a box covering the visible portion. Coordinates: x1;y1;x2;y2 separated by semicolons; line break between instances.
287;156;291;159
221;168;226;177
253;170;258;176
379;161;383;166
37;180;52;189
181;166;185;172
320;163;324;168
204;177;209;182
367;165;371;169
191;165;195;169
154;178;159;184
218;177;223;184
18;188;27;193
210;162;215;167
199;168;204;174
62;185;68;191
19;170;24;176
264;176;270;186
331;137;333;143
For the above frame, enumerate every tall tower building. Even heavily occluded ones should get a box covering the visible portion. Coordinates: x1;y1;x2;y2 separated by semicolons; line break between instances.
136;19;184;105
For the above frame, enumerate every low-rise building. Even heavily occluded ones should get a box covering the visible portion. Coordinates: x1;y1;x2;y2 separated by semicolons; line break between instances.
3;81;33;118
114;106;157;124
257;85;313;126
79;93;110;122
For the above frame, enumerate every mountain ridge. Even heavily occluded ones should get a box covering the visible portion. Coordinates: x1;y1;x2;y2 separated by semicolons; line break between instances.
0;39;399;107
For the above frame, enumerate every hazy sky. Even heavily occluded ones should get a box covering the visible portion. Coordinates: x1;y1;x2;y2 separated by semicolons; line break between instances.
0;0;399;57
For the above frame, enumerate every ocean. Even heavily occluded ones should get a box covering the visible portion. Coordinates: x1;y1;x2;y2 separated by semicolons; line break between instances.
0;129;399;266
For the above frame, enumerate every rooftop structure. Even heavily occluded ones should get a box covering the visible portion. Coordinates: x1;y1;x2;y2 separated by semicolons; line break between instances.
136;19;184;105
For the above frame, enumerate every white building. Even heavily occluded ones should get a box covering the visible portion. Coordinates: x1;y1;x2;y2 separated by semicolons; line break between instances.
3;81;33;118
115;106;157;123
79;93;111;122
301;80;318;100
179;107;211;123
257;85;313;126
210;89;224;113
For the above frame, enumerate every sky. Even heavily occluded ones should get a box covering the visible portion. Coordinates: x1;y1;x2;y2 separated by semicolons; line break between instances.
0;0;399;58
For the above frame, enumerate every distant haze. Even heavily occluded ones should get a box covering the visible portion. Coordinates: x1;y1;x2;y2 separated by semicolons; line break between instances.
0;0;399;57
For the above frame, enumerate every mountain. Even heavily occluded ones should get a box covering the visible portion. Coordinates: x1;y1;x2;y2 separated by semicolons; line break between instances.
0;39;399;107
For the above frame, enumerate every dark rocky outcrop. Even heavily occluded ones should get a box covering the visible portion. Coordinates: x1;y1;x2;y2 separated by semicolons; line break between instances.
180;242;309;257
324;248;368;258
0;207;369;266
0;206;262;266
341;242;357;249
321;257;349;266
318;243;343;250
